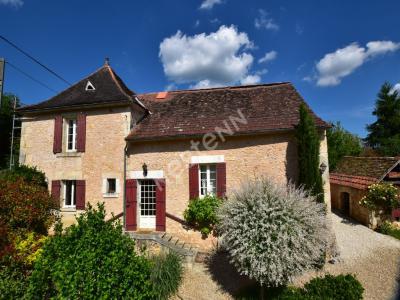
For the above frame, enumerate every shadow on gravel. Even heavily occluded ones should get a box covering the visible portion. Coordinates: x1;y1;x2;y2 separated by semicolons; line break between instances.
206;251;256;296
332;210;359;226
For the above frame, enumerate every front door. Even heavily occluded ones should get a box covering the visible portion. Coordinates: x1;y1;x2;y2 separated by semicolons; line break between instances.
341;192;350;216
138;179;156;229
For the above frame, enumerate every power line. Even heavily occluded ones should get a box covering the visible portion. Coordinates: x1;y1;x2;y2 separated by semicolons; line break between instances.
0;35;71;86
6;61;58;93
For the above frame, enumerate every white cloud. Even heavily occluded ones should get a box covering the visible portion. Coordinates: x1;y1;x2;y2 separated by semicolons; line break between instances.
254;9;279;31
159;25;256;89
0;0;23;7
199;0;222;10
258;50;277;63
240;74;261;85
315;41;400;86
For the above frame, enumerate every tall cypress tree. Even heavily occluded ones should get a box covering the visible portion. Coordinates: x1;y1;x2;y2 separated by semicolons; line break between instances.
365;82;400;156
296;103;324;202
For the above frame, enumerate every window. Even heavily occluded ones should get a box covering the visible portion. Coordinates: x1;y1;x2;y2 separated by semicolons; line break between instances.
106;178;116;194
66;119;77;152
63;180;76;208
139;179;156;217
199;164;216;197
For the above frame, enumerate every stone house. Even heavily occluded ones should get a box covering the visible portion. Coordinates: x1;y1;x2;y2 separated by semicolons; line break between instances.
18;63;331;249
330;156;400;228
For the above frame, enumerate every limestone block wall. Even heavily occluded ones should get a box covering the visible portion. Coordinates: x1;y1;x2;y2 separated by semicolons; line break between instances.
127;132;299;249
20;106;131;226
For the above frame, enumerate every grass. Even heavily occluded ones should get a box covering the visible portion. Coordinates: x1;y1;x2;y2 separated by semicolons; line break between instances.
378;221;400;240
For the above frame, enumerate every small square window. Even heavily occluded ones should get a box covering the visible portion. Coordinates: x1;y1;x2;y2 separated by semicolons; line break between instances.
107;178;116;194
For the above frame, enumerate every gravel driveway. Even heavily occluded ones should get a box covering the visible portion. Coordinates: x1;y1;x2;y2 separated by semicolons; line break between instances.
296;212;400;300
173;212;400;300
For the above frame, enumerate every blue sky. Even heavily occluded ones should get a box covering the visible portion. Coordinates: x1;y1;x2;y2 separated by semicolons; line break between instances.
1;0;400;137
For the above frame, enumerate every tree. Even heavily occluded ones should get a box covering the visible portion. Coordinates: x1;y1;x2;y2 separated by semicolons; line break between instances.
0;94;20;169
295;104;324;202
365;82;400;156
327;122;362;170
217;178;327;290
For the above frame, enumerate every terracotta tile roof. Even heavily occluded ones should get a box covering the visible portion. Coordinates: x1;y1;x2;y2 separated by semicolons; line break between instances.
18;65;137;112
334;156;399;180
330;173;378;190
127;83;329;141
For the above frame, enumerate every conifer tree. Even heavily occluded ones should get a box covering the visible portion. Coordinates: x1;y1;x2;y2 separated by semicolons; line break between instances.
296;103;324;202
365;82;400;156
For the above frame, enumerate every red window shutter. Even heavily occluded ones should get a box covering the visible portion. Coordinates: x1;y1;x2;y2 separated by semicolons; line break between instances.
75;180;86;210
216;162;226;198
125;179;137;231
51;180;61;201
156;179;166;231
189;164;199;200
77;113;86;153
53;115;62;154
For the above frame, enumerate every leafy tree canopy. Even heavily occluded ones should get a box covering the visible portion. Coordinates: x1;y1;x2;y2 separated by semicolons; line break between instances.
365;82;400;156
327;122;362;170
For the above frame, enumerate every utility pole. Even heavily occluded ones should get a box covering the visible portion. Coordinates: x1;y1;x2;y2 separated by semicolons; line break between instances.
0;58;5;109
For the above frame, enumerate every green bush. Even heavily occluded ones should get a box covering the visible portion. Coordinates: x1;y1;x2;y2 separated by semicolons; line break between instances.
0;260;29;300
378;221;400;240
0;178;58;234
184;195;222;236
0;165;47;188
150;251;183;299
303;274;363;300
360;183;399;215
27;203;154;299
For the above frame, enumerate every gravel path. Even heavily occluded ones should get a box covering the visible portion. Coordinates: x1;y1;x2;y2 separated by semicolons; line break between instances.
173;212;400;300
295;213;400;300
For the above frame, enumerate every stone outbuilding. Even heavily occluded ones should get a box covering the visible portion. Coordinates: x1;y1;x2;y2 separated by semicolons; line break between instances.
330;156;400;228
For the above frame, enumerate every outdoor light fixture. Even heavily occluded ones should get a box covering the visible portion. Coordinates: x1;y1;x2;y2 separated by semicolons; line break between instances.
142;163;148;177
319;162;327;174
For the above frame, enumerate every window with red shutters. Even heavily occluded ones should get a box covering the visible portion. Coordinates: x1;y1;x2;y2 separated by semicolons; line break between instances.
125;179;137;231
77;113;86;152
155;179;166;231
51;180;61;201
189;164;199;200
75;180;86;210
53;115;62;154
216;162;226;198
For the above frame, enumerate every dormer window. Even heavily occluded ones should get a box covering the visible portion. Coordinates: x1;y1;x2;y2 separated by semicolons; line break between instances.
85;81;95;91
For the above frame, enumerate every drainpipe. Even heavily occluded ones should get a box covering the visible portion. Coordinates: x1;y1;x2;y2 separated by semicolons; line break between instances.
123;144;128;228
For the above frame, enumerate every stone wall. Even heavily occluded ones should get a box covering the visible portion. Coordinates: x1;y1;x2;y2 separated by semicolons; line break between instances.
19;106;131;226
330;183;370;226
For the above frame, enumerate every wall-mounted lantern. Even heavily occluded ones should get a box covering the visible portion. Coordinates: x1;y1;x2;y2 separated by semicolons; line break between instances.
142;163;148;177
319;162;327;174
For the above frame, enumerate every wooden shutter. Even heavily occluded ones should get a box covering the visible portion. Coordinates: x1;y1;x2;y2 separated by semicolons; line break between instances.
155;179;166;231
51;180;61;201
53;115;62;154
216;162;226;198
189;164;199;200
75;180;86;210
77;113;86;152
125;179;137;231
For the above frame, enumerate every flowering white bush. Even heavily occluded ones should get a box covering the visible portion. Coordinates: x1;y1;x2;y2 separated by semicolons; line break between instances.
217;178;327;287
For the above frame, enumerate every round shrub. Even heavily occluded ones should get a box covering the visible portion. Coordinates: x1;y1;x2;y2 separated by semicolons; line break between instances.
150;251;183;299
0;165;47;189
360;183;399;215
184;195;222;236
218;178;327;287
303;274;363;300
27;203;154;299
0;178;59;234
